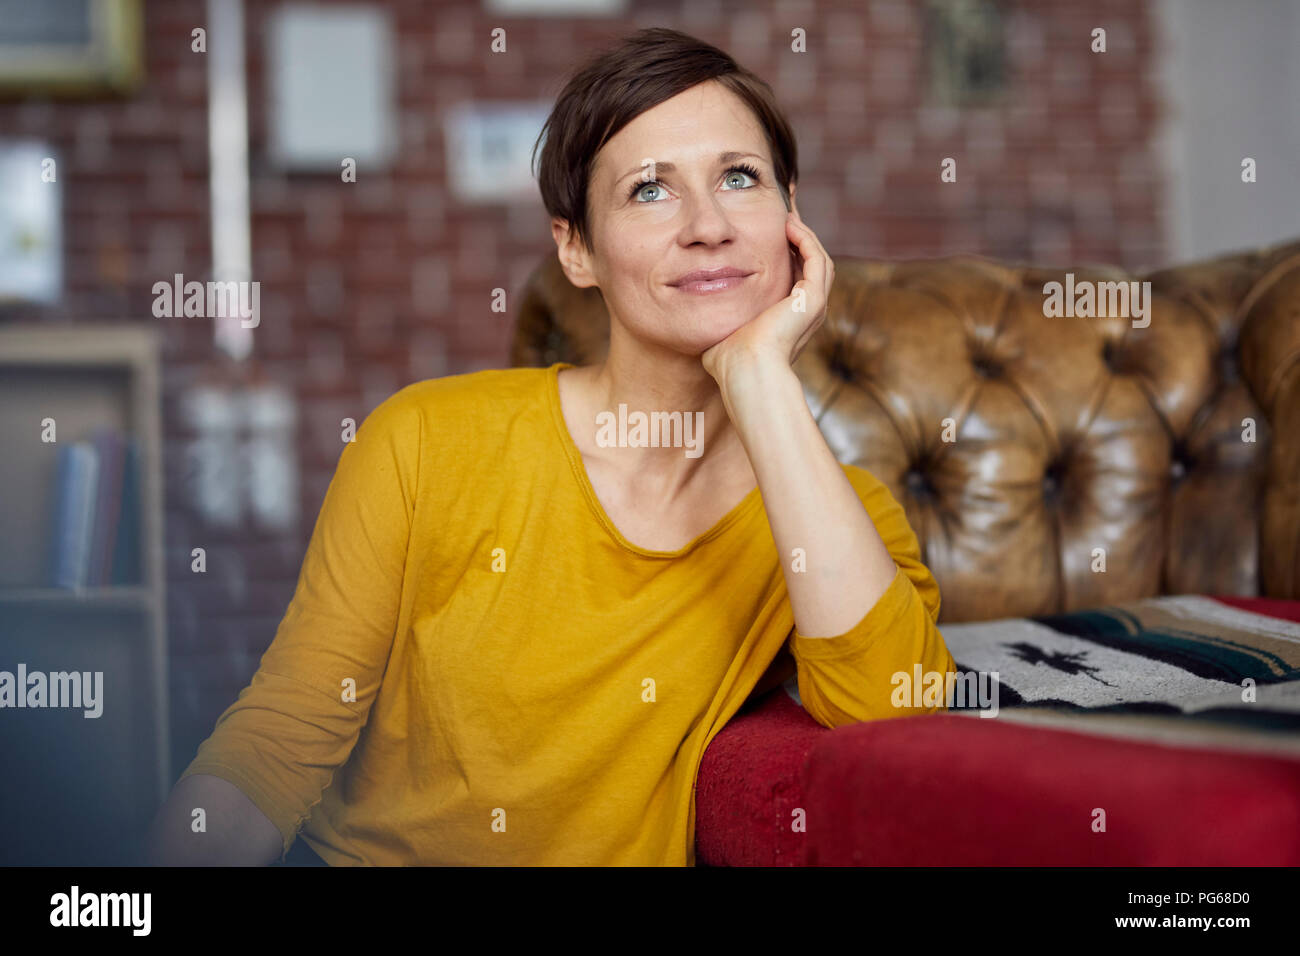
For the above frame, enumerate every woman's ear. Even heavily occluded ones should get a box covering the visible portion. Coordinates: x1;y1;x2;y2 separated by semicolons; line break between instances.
552;218;598;289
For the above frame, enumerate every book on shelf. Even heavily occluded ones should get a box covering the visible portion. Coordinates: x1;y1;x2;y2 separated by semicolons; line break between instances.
47;426;142;590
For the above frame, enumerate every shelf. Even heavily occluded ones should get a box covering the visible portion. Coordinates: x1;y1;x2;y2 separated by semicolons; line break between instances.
0;586;154;609
0;322;169;864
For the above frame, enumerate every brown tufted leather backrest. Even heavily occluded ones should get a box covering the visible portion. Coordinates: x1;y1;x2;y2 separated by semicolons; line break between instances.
510;240;1300;622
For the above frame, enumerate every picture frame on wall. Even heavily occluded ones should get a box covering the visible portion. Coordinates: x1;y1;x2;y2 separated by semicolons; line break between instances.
925;0;1006;107
0;0;143;97
0;142;62;306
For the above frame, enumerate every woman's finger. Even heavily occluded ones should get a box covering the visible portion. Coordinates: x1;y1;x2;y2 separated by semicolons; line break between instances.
787;216;828;319
789;213;834;303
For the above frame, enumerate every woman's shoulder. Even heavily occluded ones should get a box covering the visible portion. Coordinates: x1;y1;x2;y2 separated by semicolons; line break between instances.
352;365;555;455
369;364;553;423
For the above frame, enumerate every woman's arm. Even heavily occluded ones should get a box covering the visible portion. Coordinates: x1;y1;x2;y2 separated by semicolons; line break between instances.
157;386;423;862
705;209;893;638
704;209;954;727
145;774;283;866
718;356;897;638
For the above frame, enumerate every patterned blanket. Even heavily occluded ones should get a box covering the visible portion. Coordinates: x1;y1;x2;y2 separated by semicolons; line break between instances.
787;595;1300;757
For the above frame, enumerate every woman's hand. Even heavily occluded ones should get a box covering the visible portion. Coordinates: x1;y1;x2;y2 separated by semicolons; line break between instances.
700;207;834;390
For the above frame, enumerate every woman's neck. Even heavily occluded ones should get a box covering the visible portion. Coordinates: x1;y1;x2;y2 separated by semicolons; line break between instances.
559;346;753;500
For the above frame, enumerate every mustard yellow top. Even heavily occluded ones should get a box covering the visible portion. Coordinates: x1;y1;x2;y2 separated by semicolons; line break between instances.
179;362;955;865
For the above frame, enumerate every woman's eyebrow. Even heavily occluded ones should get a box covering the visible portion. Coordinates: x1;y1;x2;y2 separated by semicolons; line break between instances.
613;151;766;189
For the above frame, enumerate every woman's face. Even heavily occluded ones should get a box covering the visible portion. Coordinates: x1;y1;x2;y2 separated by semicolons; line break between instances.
555;79;797;356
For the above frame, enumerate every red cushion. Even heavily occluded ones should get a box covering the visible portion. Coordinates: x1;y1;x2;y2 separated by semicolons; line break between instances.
697;596;1300;865
801;712;1300;865
695;692;823;866
1208;594;1300;623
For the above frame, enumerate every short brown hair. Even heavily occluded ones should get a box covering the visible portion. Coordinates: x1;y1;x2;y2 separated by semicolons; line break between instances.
531;27;798;256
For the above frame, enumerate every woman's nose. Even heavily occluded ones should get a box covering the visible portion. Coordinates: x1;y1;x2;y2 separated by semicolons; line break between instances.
677;193;735;245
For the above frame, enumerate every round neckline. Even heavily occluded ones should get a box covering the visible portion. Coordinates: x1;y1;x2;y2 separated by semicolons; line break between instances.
544;361;762;559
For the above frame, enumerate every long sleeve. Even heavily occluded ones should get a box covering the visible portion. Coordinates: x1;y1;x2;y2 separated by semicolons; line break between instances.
178;389;421;860
787;466;956;729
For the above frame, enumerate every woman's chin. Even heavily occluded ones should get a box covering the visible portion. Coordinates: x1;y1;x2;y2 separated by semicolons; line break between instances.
685;309;754;350
634;301;761;356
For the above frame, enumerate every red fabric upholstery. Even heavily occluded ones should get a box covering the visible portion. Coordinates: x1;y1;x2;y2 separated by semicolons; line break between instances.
1209;594;1300;623
696;596;1300;866
695;692;822;866
799;709;1300;866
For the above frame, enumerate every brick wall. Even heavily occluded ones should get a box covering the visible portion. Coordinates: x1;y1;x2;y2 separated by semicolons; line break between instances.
0;0;1164;782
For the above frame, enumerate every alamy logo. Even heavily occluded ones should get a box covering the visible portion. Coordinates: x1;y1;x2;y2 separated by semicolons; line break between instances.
0;664;102;718
595;404;704;459
891;665;1000;717
49;885;151;936
1042;273;1151;328
151;273;260;328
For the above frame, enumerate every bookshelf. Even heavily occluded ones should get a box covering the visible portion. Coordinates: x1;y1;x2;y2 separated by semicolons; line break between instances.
0;323;168;865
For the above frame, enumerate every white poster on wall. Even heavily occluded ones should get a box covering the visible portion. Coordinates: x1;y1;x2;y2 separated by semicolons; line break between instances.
444;102;553;203
266;4;396;170
484;0;626;13
0;141;61;305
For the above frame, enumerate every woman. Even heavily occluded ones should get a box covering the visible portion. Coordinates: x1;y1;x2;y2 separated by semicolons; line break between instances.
147;27;955;867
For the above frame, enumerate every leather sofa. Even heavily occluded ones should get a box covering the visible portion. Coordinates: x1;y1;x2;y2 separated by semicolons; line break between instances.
510;238;1300;864
513;239;1300;615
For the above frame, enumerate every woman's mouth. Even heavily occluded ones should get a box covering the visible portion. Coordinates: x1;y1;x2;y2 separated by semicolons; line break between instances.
670;268;754;295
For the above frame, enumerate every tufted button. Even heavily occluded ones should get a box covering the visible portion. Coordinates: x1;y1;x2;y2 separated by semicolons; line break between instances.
1101;340;1120;372
1170;439;1196;486
1169;441;1194;481
905;467;935;499
1218;348;1240;385
827;355;854;382
1042;460;1065;502
971;356;1002;379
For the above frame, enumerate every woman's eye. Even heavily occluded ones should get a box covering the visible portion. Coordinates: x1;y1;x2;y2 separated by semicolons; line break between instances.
632;181;664;203
630;165;761;203
722;168;757;189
